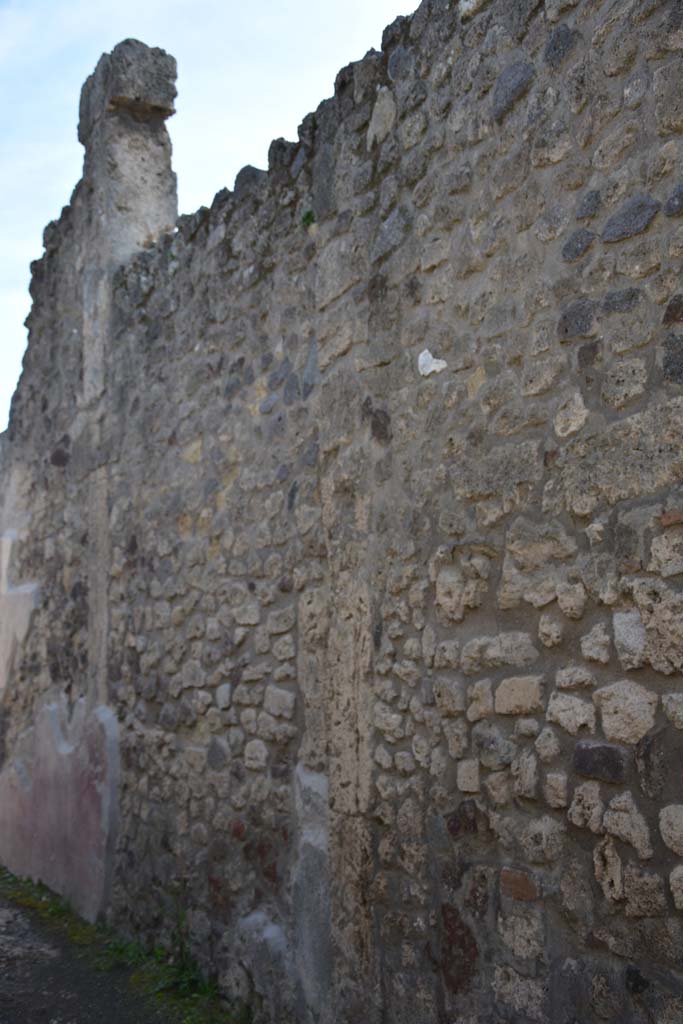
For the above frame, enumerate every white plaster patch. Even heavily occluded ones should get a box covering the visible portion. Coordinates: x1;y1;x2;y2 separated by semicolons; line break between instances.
418;349;448;377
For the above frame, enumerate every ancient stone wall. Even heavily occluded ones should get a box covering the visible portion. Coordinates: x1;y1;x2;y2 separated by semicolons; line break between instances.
3;2;683;1021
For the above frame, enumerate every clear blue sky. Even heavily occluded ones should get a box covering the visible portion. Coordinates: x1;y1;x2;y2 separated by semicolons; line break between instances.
0;0;414;431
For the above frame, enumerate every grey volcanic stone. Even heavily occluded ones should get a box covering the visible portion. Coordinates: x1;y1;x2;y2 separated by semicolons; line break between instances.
602;194;661;243
545;24;579;68
663;334;683;384
302;341;318;399
663;295;683;325
562;228;595;262
207;738;228;771
492;61;535;122
260;394;278;415
558;298;596;340
576;190;602;221
371;206;410;262
573;741;628;784
603;287;642;315
664;184;683;218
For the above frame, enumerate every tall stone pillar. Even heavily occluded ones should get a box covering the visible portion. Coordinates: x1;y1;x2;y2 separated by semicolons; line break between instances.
76;41;177;717
0;41;177;922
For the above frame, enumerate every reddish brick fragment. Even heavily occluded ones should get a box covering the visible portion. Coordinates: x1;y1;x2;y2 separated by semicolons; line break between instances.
500;867;539;901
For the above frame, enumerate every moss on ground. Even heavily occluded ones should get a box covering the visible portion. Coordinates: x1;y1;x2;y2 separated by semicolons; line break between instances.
0;867;251;1024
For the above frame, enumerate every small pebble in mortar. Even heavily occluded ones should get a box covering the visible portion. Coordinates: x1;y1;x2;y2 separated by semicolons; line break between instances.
418;349;448;377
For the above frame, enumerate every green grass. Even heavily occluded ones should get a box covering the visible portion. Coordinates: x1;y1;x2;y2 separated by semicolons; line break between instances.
0;867;251;1024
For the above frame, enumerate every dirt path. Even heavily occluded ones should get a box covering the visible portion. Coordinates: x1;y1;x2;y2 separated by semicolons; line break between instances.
0;894;166;1024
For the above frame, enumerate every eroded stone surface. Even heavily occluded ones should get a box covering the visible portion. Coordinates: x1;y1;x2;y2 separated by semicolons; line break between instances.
547;692;596;736
603;791;653;859
659;805;683;856
495;676;544;716
593;681;658;745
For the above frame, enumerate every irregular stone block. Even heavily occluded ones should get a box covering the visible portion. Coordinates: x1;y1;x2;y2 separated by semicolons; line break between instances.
663;295;683;325
462;632;538;675
367;87;396;150
556;665;594;690
512;750;538;800
500;868;540;902
545;23;579;68
371;207;410;263
603;791;653;859
559;398;683;515
374;701;404;743
576;189;602;220
594;835;624;901
580;623;611;664
535;727;561;763
433;677;466;717
601;358;647;409
659;805;683;855
539;612;564;647
558;297;596;341
466;678;493;723
670;865;683;910
547;692;596;736
443;718;469;759
602;286;642;315
613;609;647;670
485;770;512;807
435;563;487;622
495;676;544;715
593;680;658;744
207;737;229;771
457;758;480;793
663;333;683;384
602;195;661;243
654;60;683;135
472;720;516;771
557;581;587;619
649;528;683;577
517;815;566;864
263;685;296;720
568;781;603;833
664;184;683;218
498;908;544;959
562;227;595;262
663;694;683;729
544;772;568;808
628;578;683;674
573;740;628;784
244;739;268;771
554;392;588;437
215;683;232;710
624;865;667;918
492;61;535;122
